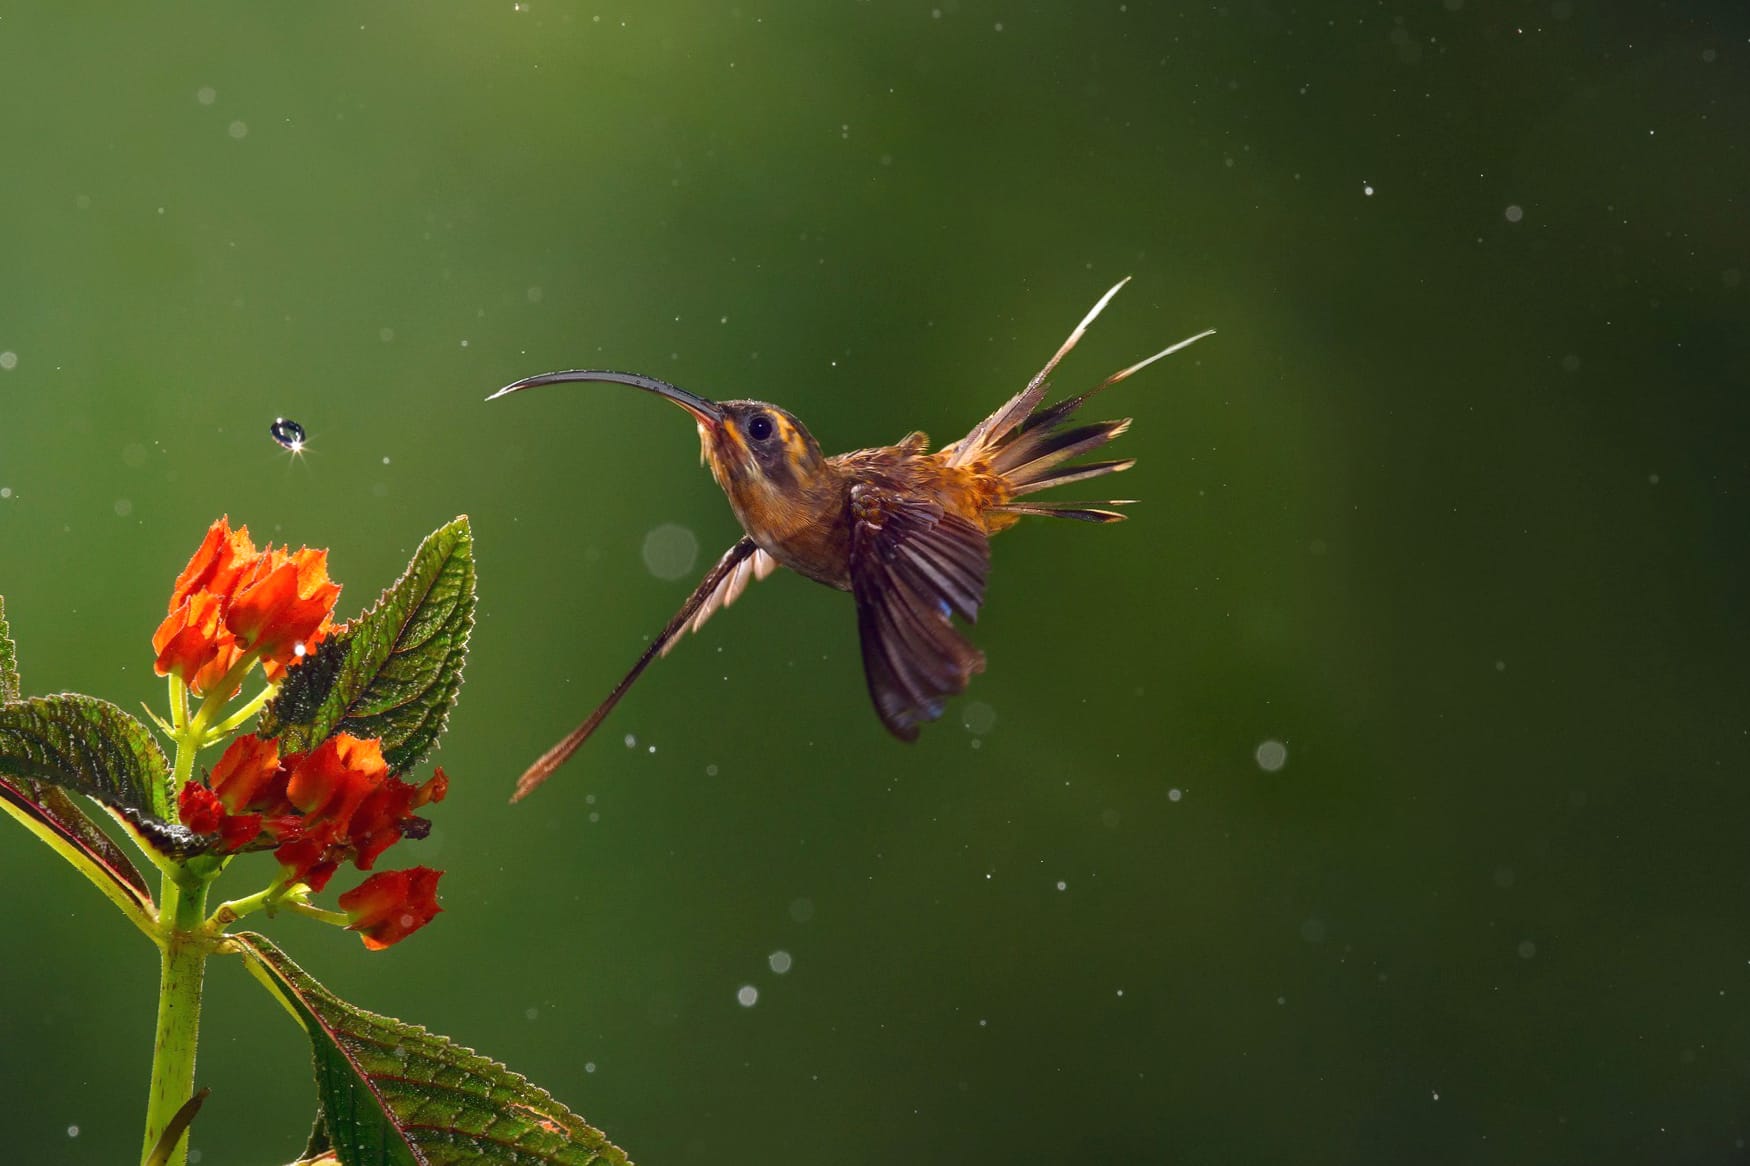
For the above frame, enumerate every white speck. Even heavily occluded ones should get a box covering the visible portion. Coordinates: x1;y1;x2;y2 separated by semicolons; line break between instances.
624;733;637;749
379;327;395;343
647;745;656;754
1517;939;1537;959
584;1061;597;1073
196;86;216;105
1494;659;1506;672
993;21;1003;31
641;522;700;581
1432;1089;1440;1100
1505;204;1524;223
0;351;17;370
1168;787;1183;802
1255;739;1288;772
978;1018;988;1027
524;1006;539;1020
706;763;719;777
459;339;470;348
768;950;793;974
961;700;996;735
1055;880;1068;892
1115;988;1124;997
736;984;759;1007
1362;182;1375;196
113;498;133;518
66;1126;79;1138
1648;473;1660;486
788;897;814;923
382;456;391;465
227;120;248;139
1277;995;1287;1005
294;642;307;659
0;488;11;499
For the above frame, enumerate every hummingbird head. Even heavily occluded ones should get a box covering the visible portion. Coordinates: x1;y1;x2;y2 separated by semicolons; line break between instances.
488;369;833;523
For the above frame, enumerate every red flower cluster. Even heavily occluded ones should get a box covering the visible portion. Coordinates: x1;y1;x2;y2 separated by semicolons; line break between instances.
177;732;447;948
153;517;342;696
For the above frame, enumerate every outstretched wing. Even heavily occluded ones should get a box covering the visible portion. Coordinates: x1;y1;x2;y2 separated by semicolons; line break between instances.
510;536;761;802
848;483;990;739
660;544;778;656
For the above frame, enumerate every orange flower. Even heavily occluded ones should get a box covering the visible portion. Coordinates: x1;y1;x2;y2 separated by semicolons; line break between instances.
227;546;340;682
153;590;246;698
153;517;339;694
169;517;260;612
349;768;449;870
285;735;387;832
178;780;263;850
338;867;444;950
209;733;290;814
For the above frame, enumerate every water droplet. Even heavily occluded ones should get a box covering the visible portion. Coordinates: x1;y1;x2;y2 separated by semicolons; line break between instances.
736;984;759;1007
269;417;306;452
227;120;248;139
196;86;216;105
1504;204;1524;223
1255;739;1288;772
768;950;793;974
1517;939;1537;959
0;351;17;371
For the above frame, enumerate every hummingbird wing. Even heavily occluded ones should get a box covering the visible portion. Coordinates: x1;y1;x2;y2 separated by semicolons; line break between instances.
508;536;761;802
847;483;990;740
659;544;779;656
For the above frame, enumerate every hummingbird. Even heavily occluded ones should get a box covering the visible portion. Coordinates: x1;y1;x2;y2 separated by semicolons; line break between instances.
489;278;1212;801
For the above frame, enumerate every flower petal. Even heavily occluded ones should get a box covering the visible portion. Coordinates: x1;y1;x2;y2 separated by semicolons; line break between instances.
227;547;340;680
338;867;444;950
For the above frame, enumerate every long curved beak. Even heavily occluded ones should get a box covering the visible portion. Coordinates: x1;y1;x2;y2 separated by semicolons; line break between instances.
487;369;725;426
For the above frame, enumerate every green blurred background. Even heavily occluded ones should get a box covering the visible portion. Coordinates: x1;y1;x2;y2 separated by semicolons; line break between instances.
2;3;1747;1162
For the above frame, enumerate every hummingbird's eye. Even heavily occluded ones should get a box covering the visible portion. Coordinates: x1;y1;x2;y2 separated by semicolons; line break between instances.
746;413;776;442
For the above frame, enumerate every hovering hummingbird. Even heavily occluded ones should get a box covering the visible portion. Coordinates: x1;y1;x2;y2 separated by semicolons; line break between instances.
490;278;1212;801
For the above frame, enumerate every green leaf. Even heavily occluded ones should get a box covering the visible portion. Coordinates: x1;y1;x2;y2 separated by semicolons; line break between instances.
261;517;475;773
0;595;19;702
0;693;173;820
0;598;152;895
238;933;632;1166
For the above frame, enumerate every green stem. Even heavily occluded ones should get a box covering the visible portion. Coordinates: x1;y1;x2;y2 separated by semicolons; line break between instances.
140;872;210;1166
200;680;279;746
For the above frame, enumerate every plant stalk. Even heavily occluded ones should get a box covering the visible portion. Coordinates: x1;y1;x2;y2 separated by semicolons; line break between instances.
139;870;210;1166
